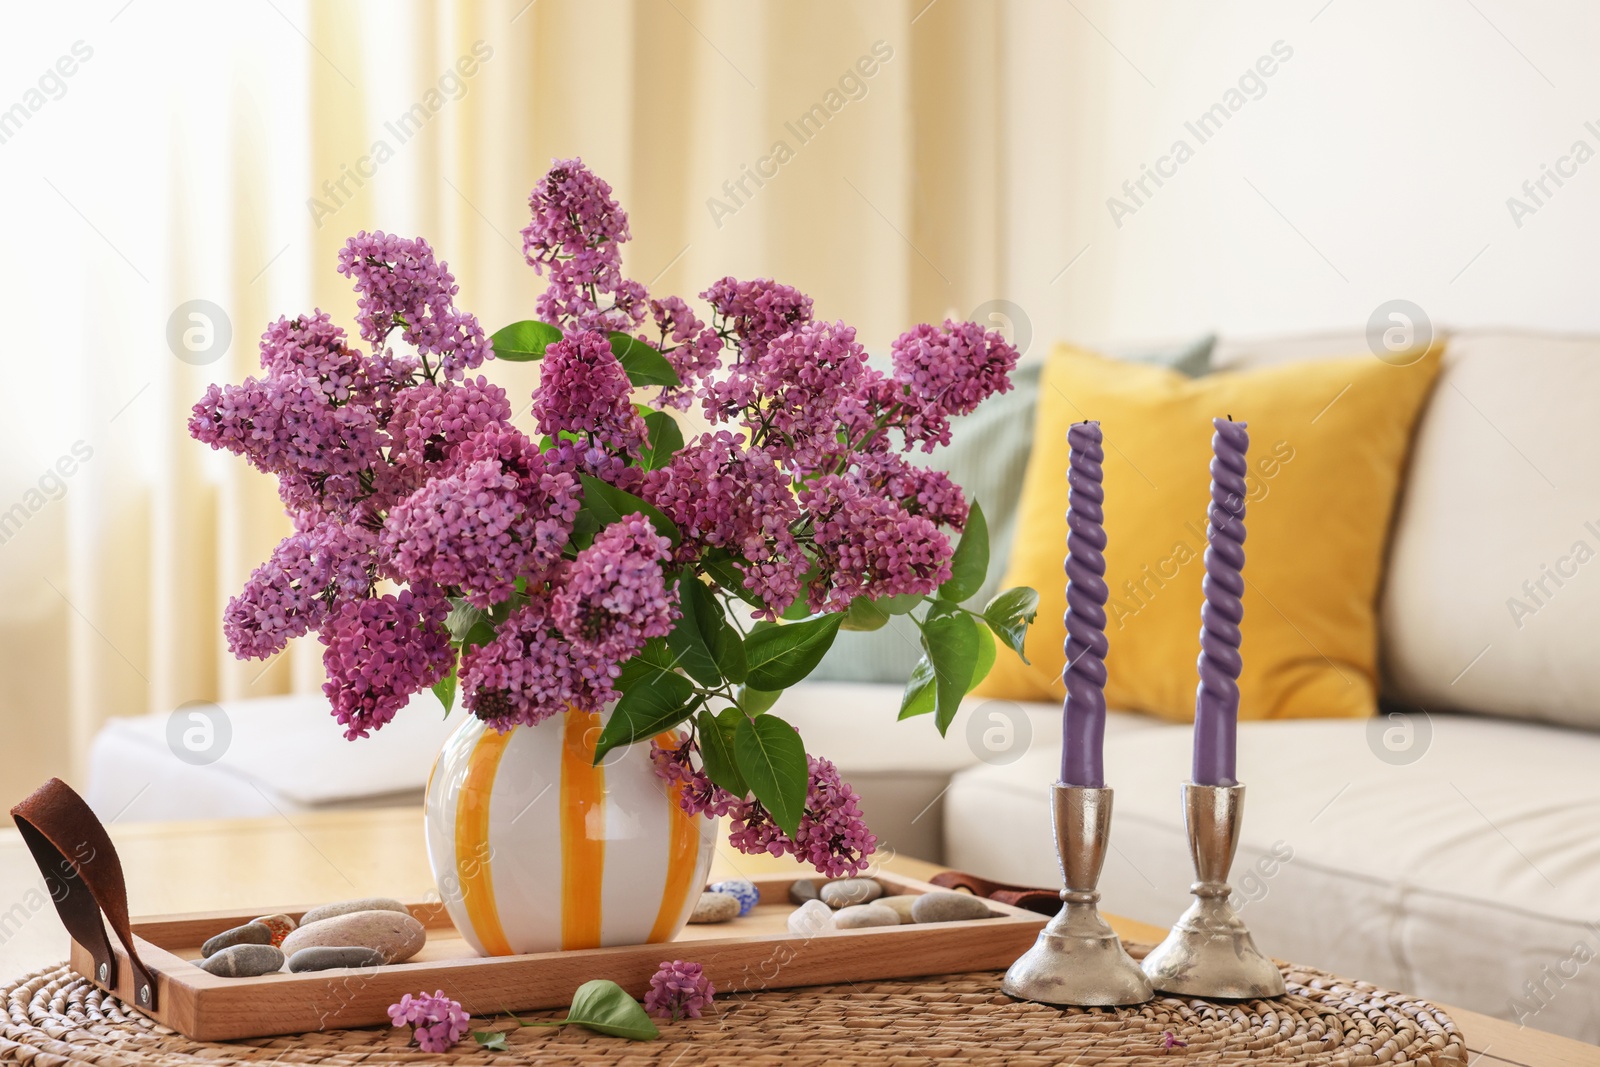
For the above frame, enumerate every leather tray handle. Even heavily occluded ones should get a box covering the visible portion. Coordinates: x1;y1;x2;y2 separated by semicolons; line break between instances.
10;778;157;1009
930;870;1063;916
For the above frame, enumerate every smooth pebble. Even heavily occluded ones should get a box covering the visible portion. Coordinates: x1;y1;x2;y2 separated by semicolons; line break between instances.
250;913;297;946
288;945;388;972
281;909;426;963
819;878;882;908
201;921;272;959
299;897;409;926
788;879;819;905
831;903;900;929
689;891;740;924
707;879;761;917
910;891;995;923
786;899;833;937
877;895;919;923
194;943;284;977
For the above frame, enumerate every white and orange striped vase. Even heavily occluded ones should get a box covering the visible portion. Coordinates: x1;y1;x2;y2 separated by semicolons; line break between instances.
423;709;716;956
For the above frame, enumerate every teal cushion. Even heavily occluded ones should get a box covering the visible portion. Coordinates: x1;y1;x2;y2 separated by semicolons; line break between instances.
811;334;1216;685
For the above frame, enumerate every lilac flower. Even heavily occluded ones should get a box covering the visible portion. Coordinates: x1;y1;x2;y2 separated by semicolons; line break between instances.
647;296;723;410
384;429;578;605
378;376;514;501
650;737;739;818
642;432;806;617
320;588;453;739
552;514;678;661
700;276;812;359
223;522;375;659
848;452;969;530
798;474;954;612
257;311;366;399
644;960;715;1022
531;330;648;458
704;319;876;470
190;372;384;492
388;990;471;1053
521;159;647;333
889;319;1019;451
725;755;877;877
459;595;619;730
336;231;491;379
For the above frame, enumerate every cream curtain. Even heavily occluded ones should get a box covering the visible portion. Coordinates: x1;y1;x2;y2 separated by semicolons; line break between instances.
1;0;1061;811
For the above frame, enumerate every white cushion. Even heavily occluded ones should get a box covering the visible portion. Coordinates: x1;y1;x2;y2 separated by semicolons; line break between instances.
1210;328;1372;370
1381;329;1600;731
945;708;1600;1042
86;693;457;823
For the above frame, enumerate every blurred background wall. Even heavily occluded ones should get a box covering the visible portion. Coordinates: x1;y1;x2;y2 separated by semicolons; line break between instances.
2;0;1596;810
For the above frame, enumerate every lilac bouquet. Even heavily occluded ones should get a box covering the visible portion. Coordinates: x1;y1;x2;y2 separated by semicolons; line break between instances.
192;159;1038;877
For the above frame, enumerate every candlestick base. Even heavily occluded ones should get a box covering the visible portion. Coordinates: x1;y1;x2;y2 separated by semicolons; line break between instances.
1141;783;1287;999
1002;785;1153;1007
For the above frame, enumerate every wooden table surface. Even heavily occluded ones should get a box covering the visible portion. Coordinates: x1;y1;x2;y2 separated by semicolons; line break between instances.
0;808;1591;1066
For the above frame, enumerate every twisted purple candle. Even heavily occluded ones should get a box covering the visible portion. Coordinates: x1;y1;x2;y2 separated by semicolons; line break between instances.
1061;421;1109;788
1193;416;1248;787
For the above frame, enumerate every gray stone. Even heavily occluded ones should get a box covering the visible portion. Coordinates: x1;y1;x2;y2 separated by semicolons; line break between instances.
910;891;995;924
689;891;740;924
820;878;883;908
299;897;409;926
282;909;427;964
831;903;900;929
193;943;284;977
877;895;919;923
787;879;819;905
786;899;833;937
287;945;388;972
201;921;272;958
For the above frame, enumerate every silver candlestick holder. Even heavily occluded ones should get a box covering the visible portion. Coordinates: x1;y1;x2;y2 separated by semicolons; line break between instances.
1141;783;1286;998
1002;784;1153;1006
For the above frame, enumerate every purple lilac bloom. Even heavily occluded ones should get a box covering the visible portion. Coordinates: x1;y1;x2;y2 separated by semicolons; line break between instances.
336;231;492;379
320;588;453;739
798;474;954;613
388;990;471;1053
377;376;514;501
723;755;877;877
383;430;578;605
459;595;619;730
521;159;647;333
889;319;1019;452
257;311;366;400
223;523;376;659
647;296;723;410
848;452;969;530
642;432;806;617
552;514;678;661
644;960;715;1022
531;330;648;458
700;276;812;359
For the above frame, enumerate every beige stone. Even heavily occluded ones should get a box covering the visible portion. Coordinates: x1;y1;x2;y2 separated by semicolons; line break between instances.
281;909;426;963
831;903;900;929
877;895;919;923
299;897;409;926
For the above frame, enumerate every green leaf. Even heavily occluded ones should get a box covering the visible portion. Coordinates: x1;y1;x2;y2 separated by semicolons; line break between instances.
880;592;925;615
594;670;696;763
445;600;497;649
735;713;809;838
700;550;764;608
897;656;937;720
491;320;562;361
743;613;843;690
971;617;998;689
983;586;1040;665
712;622;748;686
614;639;679;690
639;410;684;472
432;654;458;716
666;575;723;687
736;685;782;715
839;597;891;632
939;501;989;603
473;1031;509;1051
696;707;748;797
922;611;979;736
558;979;661;1041
578;474;681;546
608;332;681;388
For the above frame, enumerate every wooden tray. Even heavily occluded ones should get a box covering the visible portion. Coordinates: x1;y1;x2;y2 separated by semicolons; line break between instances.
72;871;1049;1041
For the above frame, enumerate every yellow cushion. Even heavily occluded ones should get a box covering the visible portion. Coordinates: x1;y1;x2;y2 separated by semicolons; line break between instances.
978;342;1443;721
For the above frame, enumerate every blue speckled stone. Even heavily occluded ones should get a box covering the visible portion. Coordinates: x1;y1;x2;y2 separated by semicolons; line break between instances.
707;878;761;917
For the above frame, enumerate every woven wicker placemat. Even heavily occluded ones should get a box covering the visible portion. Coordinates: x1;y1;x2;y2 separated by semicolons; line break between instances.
1;951;1467;1067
